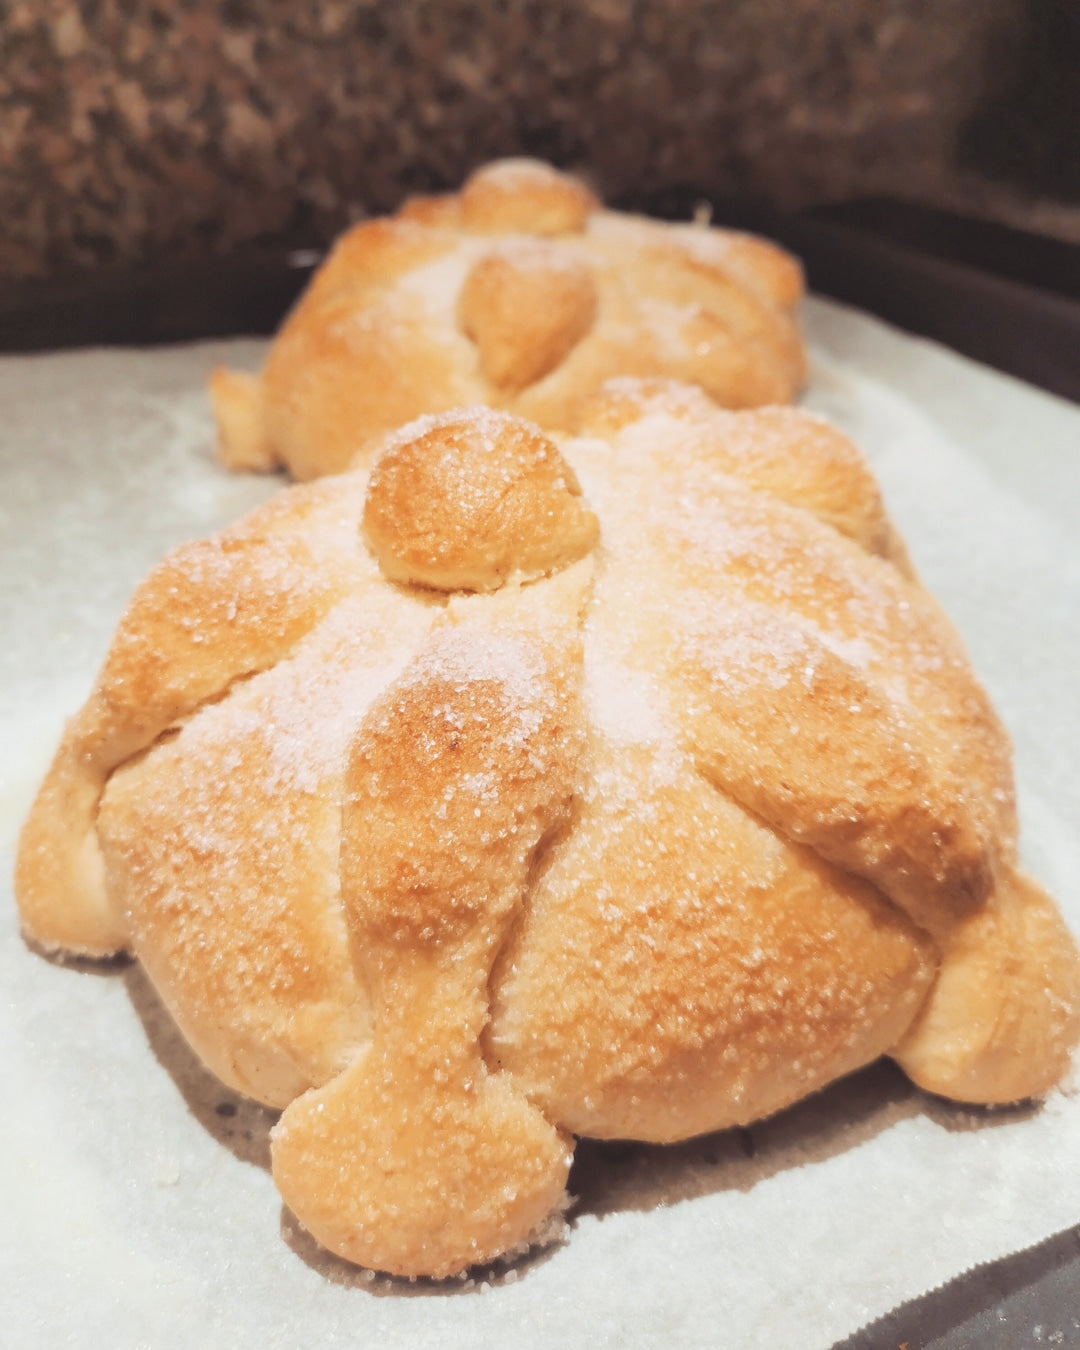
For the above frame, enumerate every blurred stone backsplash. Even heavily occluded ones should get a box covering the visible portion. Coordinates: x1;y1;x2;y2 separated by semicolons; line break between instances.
1;0;1077;280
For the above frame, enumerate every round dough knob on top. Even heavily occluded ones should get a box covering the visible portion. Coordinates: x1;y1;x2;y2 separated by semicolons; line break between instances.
363;407;599;592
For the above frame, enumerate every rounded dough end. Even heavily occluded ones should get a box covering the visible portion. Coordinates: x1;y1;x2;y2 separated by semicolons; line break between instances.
461;158;596;235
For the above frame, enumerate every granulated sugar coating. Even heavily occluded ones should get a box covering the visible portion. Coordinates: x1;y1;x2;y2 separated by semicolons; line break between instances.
11;369;1080;1293
210;159;807;480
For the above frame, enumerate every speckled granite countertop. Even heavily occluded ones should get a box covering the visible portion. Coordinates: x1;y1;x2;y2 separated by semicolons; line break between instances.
2;0;1077;282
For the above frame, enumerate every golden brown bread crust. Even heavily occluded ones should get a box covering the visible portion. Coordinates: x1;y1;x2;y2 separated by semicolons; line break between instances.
210;158;807;480
487;745;938;1141
15;517;358;957
274;598;585;1277
17;385;1080;1277
459;239;600;391
363;407;599;592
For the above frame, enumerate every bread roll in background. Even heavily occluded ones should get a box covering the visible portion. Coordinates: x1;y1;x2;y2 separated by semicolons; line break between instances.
16;384;1080;1279
209;158;807;480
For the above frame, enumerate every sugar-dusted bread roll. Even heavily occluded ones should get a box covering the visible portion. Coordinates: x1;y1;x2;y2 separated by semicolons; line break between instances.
210;158;806;480
17;382;1079;1279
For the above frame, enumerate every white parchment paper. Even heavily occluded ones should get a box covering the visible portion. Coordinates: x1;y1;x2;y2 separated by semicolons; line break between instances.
1;298;1078;1349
